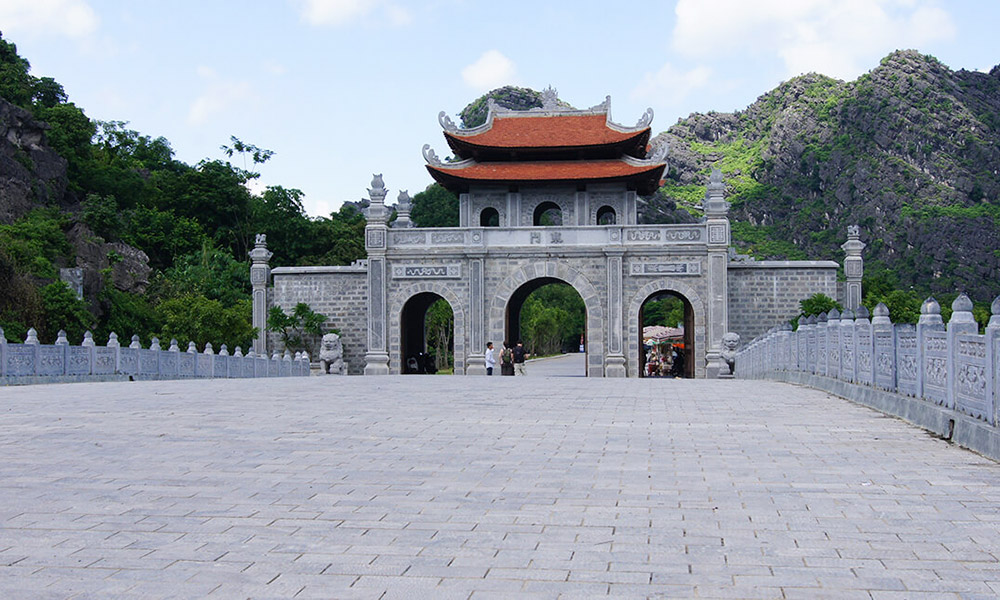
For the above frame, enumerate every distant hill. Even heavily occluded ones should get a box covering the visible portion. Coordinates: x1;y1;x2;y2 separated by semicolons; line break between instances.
648;50;1000;300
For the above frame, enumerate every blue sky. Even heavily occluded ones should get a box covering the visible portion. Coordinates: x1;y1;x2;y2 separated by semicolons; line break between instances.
2;0;998;216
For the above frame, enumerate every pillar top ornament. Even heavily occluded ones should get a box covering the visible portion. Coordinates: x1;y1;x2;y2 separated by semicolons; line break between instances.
841;224;866;254
249;233;273;264
703;168;728;216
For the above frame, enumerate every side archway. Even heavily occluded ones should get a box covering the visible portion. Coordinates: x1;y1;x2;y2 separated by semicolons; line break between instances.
488;261;604;375
626;279;707;378
389;282;466;375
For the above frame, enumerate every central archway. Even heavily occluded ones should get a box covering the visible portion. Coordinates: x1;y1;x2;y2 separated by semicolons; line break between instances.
504;278;586;375
637;291;695;378
489;261;604;376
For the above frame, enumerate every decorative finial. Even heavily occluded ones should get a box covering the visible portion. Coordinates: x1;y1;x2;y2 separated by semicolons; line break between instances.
25;328;39;345
635;107;654;129
422;144;443;167
646;140;669;163
541;86;559;110
438;111;458;132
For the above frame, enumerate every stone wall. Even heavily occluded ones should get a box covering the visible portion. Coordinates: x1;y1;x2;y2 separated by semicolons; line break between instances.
271;266;368;375
728;261;839;343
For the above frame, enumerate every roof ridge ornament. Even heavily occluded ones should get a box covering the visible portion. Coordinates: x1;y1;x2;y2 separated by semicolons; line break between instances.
438;111;458;133
588;96;611;111
422;144;444;166
540;86;559;110
635;108;653;129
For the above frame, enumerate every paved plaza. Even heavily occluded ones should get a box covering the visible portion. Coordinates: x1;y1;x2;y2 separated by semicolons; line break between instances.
1;356;999;599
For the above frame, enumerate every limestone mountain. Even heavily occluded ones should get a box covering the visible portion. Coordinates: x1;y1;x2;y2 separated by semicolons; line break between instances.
649;50;1000;300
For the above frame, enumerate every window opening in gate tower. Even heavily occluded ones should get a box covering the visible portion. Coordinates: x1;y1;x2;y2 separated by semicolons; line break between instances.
480;207;500;227
400;293;454;374
533;202;563;226
639;291;694;378
596;205;616;225
505;278;586;376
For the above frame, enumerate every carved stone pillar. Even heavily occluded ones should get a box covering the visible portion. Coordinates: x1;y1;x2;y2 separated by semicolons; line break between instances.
364;174;391;375
249;234;273;356
604;249;626;377
841;225;865;311
466;253;487;375
703;169;730;378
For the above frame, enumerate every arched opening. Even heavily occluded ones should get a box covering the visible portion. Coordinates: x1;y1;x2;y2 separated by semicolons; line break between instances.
505;277;586;376
480;207;500;227
400;292;454;374
596;205;616;225
533;201;563;226
638;291;694;378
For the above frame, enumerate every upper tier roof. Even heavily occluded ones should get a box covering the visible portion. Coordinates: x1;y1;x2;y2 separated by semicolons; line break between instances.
438;91;654;159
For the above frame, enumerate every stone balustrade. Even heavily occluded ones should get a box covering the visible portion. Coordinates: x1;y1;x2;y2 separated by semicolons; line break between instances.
736;295;1000;454
0;328;310;385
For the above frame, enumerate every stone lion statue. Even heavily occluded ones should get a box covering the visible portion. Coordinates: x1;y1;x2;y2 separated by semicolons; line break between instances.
318;332;346;375
720;332;741;377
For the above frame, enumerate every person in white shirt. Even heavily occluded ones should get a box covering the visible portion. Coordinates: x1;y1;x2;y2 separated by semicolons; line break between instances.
484;341;496;375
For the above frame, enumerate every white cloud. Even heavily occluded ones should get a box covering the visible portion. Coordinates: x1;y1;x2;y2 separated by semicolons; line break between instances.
294;0;409;26
672;0;956;79
187;67;255;125
461;50;518;91
262;59;287;76
0;0;98;38
631;62;712;105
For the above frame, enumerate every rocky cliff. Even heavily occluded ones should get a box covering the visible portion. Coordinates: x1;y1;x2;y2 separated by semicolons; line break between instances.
0;97;68;223
648;50;1000;299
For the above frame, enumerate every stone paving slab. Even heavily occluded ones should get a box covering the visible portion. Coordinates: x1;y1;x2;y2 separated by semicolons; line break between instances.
1;363;999;599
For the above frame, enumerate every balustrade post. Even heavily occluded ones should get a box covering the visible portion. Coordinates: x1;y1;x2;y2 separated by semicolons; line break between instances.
840;309;856;383
917;297;946;405
0;326;6;377
987;296;1000;426
826;309;840;379
948;294;980;414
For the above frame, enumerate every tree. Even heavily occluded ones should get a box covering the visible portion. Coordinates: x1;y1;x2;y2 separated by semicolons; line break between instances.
425;299;453;371
158;295;255;351
267;303;326;353
220;135;274;181
0;33;33;107
799;293;842;317
39;281;95;343
411;183;459;227
152;244;251;306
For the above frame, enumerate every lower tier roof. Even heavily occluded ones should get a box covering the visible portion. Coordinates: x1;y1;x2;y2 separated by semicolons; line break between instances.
426;159;666;195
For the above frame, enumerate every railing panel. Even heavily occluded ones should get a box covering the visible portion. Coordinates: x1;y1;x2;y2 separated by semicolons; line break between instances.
6;345;36;376
66;346;92;376
118;348;138;376
954;334;991;422
895;325;919;397
160;351;178;378
841;324;856;383
37;345;65;376
923;331;949;407
93;347;117;375
178;353;196;377
196;354;213;378
856;321;873;386
139;349;159;377
827;325;840;380
874;328;896;391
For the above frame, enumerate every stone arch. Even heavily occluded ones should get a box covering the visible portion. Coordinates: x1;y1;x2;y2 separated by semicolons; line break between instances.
389;282;466;375
626;278;707;378
479;206;500;227
488;261;605;374
532;201;563;226
596;205;616;225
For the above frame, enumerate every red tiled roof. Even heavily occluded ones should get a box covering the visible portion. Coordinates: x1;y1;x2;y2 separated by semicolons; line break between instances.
427;159;663;181
446;114;646;148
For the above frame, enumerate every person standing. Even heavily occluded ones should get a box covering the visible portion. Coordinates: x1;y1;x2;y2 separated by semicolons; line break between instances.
513;341;530;376
500;341;515;376
484;341;496;376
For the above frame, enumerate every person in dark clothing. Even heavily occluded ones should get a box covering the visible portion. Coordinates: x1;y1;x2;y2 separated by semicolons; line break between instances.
513;341;530;376
500;340;515;376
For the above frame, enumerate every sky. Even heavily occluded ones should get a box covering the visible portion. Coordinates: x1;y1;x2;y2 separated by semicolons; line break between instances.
2;0;998;217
